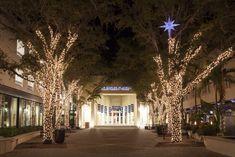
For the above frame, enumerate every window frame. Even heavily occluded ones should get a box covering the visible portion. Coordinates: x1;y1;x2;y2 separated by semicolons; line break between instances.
16;39;25;57
15;69;23;86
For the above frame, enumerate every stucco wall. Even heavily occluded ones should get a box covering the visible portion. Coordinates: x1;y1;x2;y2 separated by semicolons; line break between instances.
0;28;41;99
183;58;235;108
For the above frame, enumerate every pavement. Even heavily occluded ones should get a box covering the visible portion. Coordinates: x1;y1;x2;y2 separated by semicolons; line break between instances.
0;128;229;157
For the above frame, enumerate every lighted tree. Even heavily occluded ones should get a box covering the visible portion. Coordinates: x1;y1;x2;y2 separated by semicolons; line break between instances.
61;80;83;129
152;26;233;142
74;86;83;128
26;26;78;143
147;83;168;125
97;1;234;142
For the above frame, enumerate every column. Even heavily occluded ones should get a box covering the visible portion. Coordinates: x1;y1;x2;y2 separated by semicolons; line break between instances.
81;105;84;128
106;106;109;125
16;97;20;128
136;100;140;128
90;102;94;127
123;108;125;125
118;111;121;125
102;105;104;125
111;111;113;124
127;111;130;125
106;106;108;124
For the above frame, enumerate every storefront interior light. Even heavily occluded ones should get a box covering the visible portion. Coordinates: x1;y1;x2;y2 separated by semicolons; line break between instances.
230;99;235;103
24;108;28;113
139;104;148;128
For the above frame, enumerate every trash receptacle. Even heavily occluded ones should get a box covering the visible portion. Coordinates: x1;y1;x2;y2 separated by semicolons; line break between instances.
54;129;65;144
85;122;89;128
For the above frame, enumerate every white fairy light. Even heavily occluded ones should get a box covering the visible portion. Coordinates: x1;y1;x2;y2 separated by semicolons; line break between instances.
25;26;78;143
153;27;233;142
59;80;82;129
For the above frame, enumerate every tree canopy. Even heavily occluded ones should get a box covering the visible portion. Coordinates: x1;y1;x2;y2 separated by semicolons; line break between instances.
0;0;234;98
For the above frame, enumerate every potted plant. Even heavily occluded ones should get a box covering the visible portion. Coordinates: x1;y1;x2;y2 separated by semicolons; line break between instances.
183;123;192;138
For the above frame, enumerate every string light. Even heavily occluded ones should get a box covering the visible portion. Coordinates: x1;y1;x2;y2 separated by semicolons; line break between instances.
26;25;78;143
61;80;82;129
75;87;83;128
182;48;233;96
152;31;233;142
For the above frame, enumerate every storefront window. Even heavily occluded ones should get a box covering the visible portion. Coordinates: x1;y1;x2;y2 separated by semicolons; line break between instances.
0;93;43;128
31;102;36;126
4;96;10;127
35;103;39;126
0;94;17;127
39;104;43;126
0;94;3;128
10;97;17;127
35;103;43;126
25;100;32;126
19;99;33;126
19;99;25;127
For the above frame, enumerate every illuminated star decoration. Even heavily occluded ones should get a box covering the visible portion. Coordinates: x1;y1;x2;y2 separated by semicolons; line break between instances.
160;17;179;38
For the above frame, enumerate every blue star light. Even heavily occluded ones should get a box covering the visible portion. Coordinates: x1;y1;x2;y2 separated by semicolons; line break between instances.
160;17;179;38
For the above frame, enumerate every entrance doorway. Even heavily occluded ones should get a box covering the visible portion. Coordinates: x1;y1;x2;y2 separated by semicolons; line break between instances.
97;105;134;125
111;111;121;124
93;93;137;127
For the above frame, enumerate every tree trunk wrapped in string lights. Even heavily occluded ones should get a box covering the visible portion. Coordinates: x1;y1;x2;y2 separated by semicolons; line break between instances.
61;80;82;129
152;33;233;142
147;83;167;125
75;87;83;128
26;26;78;143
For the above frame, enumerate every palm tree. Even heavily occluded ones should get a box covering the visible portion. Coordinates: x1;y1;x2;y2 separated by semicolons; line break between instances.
201;64;235;132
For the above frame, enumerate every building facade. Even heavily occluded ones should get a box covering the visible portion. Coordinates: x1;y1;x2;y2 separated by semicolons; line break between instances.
183;59;235;135
78;86;152;128
0;26;151;129
0;28;43;128
1;26;234;132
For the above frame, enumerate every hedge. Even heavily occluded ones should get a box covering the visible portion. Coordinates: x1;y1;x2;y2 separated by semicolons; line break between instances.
0;126;42;137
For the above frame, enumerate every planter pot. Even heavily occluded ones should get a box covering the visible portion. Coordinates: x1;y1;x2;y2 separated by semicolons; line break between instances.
145;126;149;130
155;125;168;135
43;139;52;144
54;129;65;144
187;130;192;137
204;136;235;157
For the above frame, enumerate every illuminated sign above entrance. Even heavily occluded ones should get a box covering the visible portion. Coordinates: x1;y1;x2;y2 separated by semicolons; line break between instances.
101;86;131;91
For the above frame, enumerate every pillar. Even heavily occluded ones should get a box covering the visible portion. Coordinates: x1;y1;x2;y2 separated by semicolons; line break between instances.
123;108;125;125
119;111;121;125
112;111;113;124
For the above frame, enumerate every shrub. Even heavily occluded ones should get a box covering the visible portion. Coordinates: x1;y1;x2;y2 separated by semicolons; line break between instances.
182;123;192;131
0;126;42;137
191;125;199;133
196;124;218;136
155;124;168;135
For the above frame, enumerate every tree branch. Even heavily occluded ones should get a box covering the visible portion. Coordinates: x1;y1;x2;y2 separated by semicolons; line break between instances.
182;48;234;96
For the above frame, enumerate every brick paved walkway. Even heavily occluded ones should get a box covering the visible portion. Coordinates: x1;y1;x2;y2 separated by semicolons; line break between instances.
0;128;228;157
